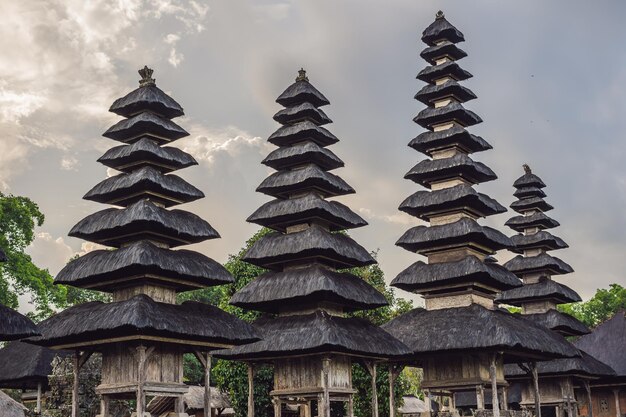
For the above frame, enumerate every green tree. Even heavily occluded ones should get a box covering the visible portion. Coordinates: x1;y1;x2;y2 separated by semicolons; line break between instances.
559;284;626;327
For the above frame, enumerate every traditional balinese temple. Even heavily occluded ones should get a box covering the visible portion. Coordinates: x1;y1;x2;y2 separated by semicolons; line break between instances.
496;167;615;417
575;311;626;417
29;67;259;417
216;69;411;417
382;11;579;417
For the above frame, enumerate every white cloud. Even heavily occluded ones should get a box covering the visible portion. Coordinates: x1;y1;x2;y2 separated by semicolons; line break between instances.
358;207;421;226
27;232;104;277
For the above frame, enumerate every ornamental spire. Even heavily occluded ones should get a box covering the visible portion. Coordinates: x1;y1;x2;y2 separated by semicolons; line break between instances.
296;68;309;82
138;65;155;87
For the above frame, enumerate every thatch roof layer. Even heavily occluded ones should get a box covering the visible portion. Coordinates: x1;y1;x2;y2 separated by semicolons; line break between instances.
408;125;492;156
262;141;344;171
109;84;184;119
414;102;482;129
414;80;476;105
243;224;375;270
0;304;39;341
98;138;197;173
504;253;573;276
405;153;497;187
268;120;338;147
55;240;232;291
84;166;204;207
575;310;626;376
276;80;330;107
505;212;560;232
382;304;580;362
396;217;512;254
525;309;590;336
0;342;70;389
417;61;472;84
256;165;354;198
69;199;219;248
103;112;189;144
509;231;568;253
391;255;521;292
496;279;581;306
30;294;259;349
0;390;26;417
214;310;410;360
230;264;388;313
510;196;554;213
247;193;366;232
420;42;467;65
513;172;546;189
399;184;506;220
513;186;546;199
273;102;332;125
421;14;465;46
505;351;615;378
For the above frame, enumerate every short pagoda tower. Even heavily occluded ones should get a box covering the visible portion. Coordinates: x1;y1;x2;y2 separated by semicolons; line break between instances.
497;166;614;417
383;11;579;417
216;69;410;417
31;67;258;417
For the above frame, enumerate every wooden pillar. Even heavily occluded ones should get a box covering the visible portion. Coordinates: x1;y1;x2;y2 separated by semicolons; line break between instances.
530;362;542;417
136;345;147;417
72;350;80;417
425;390;432;417
501;386;509;411
273;397;282;417
566;379;575;417
322;358;331;417
490;354;501;417
476;385;485;410
205;353;212;417
318;394;326;417
363;361;378;417
100;397;110;417
175;396;185;414
36;381;42;413
247;363;255;417
584;381;593;417
389;365;403;417
613;389;621;417
348;396;354;417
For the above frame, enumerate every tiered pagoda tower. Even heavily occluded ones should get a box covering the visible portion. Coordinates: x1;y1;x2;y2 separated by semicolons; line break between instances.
31;67;258;417
497;167;614;417
217;69;410;417
383;12;579;417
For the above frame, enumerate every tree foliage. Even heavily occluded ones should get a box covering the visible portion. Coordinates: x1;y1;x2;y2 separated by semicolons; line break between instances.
559;283;626;327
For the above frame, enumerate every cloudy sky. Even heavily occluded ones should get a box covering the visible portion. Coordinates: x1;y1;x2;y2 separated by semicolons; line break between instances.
2;0;625;310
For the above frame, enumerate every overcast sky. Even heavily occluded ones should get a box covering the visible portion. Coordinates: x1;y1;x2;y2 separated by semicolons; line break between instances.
2;0;626;311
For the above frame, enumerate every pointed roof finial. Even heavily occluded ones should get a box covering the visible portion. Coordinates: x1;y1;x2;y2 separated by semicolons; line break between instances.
138;66;156;87
296;68;309;82
436;10;445;20
523;164;532;174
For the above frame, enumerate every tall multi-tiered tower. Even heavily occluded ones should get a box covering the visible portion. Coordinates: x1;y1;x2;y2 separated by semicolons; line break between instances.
31;67;258;417
383;12;579;417
497;167;614;417
217;69;410;417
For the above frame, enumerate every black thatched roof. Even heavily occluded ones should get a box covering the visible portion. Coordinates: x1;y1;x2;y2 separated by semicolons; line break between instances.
98;138;197;173
405;154;497;187
414;102;482;129
382;304;580;362
0;342;70;389
505;351;615;379
55;240;232;292
420;41;467;65
256;165;354;198
504;253;573;276
417;61;472;84
230;265;388;313
109;84;184;119
268;120;338;147
513;186;546;199
276;79;330;108
409;125;492;156
103;112;189;144
513;172;546;189
243;224;375;270
30;294;259;350
399;184;506;220
0;304;39;341
396;217;512;255
505;212;560;232
84;166;204;207
391;255;521;293
421;12;465;46
510;197;553;214
262;141;344;171
247;193;366;232
214;310;410;360
525;309;590;337
509;231;568;253
69;199;219;248
496;279;581;306
575;310;626;376
273;102;332;125
414;81;476;105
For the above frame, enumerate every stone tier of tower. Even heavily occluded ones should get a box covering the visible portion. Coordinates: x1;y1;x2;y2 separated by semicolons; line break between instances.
218;69;409;417
383;12;579;413
32;67;258;416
